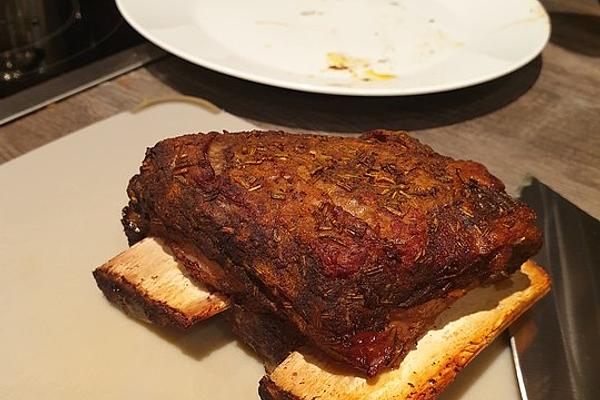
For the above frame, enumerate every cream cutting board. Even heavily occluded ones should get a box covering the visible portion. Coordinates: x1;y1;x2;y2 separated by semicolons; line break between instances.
0;103;520;399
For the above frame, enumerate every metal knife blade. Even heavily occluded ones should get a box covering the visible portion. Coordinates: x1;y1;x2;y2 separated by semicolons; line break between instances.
510;178;600;400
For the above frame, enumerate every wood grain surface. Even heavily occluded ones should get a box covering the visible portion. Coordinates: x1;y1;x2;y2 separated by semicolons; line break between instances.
1;0;598;219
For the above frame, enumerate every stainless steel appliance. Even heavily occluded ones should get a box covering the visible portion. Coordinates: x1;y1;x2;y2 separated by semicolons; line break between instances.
0;0;163;124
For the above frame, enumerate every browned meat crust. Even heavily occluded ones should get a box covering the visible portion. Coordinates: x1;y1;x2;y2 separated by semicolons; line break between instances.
226;303;304;372
122;130;541;375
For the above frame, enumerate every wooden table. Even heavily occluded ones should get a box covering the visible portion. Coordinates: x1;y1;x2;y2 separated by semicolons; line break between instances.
1;0;599;219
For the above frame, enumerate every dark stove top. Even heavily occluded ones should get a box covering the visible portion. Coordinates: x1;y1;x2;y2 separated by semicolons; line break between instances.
1;0;145;98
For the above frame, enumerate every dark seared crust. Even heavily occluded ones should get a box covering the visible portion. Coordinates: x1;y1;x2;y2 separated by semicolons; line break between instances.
226;304;304;372
259;261;551;400
122;130;542;375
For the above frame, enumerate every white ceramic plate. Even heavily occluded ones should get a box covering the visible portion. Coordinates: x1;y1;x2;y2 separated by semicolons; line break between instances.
116;0;549;96
0;103;522;399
